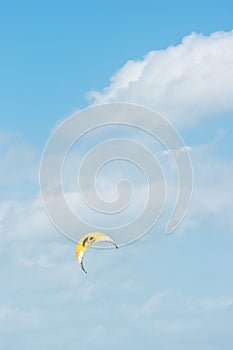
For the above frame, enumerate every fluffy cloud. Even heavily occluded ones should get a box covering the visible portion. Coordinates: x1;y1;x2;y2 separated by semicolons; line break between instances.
87;31;233;127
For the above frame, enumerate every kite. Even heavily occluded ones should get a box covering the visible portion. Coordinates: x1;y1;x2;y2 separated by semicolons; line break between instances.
76;232;118;273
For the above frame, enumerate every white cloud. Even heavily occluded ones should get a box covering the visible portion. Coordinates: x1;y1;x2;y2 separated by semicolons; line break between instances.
87;31;233;127
0;304;17;324
127;291;233;346
0;303;40;333
18;255;53;269
0;132;38;199
0;195;52;243
1;130;232;250
138;291;172;315
188;296;233;310
1;28;233;350
179;139;233;233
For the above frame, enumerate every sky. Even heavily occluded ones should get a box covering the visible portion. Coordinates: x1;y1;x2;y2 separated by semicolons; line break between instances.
1;1;233;349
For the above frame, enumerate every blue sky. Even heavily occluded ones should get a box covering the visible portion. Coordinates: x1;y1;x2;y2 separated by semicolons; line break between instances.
1;1;233;350
1;0;233;144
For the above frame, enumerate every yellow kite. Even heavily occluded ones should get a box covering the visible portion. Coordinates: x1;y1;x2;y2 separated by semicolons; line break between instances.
76;232;118;273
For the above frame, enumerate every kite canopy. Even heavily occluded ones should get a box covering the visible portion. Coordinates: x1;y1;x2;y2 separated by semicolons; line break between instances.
76;232;118;273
